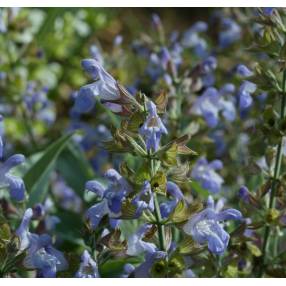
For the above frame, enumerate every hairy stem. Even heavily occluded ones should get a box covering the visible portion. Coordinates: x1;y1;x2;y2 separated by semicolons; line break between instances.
259;69;286;276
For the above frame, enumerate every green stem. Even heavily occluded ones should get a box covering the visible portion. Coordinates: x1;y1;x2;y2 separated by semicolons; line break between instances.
153;192;166;251
19;105;38;150
149;154;166;251
259;69;286;277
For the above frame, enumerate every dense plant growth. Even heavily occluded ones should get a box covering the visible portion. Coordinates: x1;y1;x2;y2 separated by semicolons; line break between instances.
0;7;286;278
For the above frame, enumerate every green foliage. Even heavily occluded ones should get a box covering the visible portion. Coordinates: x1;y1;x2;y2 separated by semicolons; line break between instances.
24;132;74;206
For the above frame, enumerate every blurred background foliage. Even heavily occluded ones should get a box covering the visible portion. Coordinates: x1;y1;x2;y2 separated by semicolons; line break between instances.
0;7;226;153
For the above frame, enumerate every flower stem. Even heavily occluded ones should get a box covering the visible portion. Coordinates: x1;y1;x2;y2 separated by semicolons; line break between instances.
149;155;166;251
153;192;166;251
259;69;286;277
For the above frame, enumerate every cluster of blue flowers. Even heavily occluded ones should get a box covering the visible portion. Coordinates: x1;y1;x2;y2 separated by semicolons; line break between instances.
66;54;244;277
1;7;283;278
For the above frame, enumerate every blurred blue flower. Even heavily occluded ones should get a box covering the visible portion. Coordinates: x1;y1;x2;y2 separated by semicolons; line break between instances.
52;177;82;213
182;21;208;57
191;89;220;127
75;250;99;278
238;80;257;111
183;196;242;255
170;42;183;67
113;35;123;47
159;47;171;70
238;185;250;203
191;86;236;128
219;18;241;48
23;82;55;125
89;44;104;65
183;269;196;277
151;13;162;29
44;215;61;232
191;157;224;193
201;56;217;73
235;64;253;77
140;101;167;152
262;8;274;16
0;71;6;80
146;53;164;82
127;224;157;256
210;130;227;157
85;169;132;229
0;153;26;201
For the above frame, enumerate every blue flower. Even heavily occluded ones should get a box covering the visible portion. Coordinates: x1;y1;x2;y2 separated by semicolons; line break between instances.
127;224;157;256
191;157;224;193
182;21;208;58
235;64;253;77
73;85;97;113
238;80;257;111
132;181;154;217
159;47;171;70
151;13;161;29
0;71;6;81
121;263;136;278
52;177;82;213
44;215;61;232
210;130;226;157
16;208;33;251
183;196;242;255
74;59;120;113
16;209;68;277
140;101;167;152
238;185;250;203
23;82;55;125
219;18;241;48
75;250;100;278
170;42;183;68
132;251;167;278
23;234;68;278
0;154;26;201
160;181;184;219
192;87;236;127
191;88;219;127
146;53;164;82
201;56;217;74
85;169;132;229
262;8;274;16
183;269;196;278
31;198;61;232
89;44;104;65
113;35;123;47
